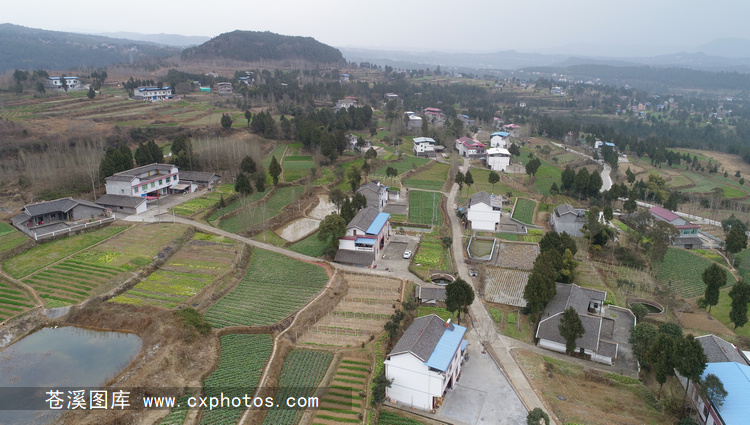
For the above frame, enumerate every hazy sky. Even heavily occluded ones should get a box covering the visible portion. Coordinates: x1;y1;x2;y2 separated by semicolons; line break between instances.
6;0;750;55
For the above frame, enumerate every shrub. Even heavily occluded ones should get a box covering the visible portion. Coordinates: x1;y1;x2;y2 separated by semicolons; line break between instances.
175;307;212;336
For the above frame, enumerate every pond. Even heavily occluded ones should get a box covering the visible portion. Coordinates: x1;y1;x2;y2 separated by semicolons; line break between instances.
0;326;142;425
632;302;663;314
468;237;496;260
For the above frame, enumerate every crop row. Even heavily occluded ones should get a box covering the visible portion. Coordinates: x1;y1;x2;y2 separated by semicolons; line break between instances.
512;198;536;225
408;190;443;225
656;248;736;298
205;249;328;328
261;350;332;425
199;334;273;425
0;281;36;321
219;186;305;233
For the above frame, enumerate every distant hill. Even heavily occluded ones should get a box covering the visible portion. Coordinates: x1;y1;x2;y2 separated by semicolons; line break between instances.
96;32;210;47
0;23;179;72
182;30;344;64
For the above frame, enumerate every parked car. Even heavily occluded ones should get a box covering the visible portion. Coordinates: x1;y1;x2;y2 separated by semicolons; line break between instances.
403;250;412;259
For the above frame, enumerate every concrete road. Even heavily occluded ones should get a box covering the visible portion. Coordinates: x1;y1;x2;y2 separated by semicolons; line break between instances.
549;140;612;192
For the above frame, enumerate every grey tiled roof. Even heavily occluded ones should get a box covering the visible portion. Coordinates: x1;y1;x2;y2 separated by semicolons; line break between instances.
333;250;375;266
389;314;446;362
347;206;380;231
598;340;618;359
469;191;491;207
674;235;703;247
357;181;387;195
542;283;606;319
96;194;147;209
23;198;105;217
105;174;136;182
555;203;576;216
696;334;750;365
179;171;219;183
111;163;174;177
11;212;30;226
537;312;602;351
418;286;446;301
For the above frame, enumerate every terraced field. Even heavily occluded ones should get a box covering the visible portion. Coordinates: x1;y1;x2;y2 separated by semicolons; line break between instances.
111;236;237;308
204;249;329;328
199;334;273;425
261;350;332;425
0;222;28;254
656;248;736;298
311;356;370;425
172;184;234;217
0;278;37;321
299;274;402;347
403;162;450;191
219;186;305;233
22;259;126;308
283;154;315;182
484;266;530;307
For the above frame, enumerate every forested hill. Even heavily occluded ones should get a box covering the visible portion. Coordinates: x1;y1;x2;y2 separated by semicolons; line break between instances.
181;30;344;64
0;24;179;72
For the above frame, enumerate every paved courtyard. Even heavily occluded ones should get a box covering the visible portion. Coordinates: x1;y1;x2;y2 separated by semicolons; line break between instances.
434;340;528;425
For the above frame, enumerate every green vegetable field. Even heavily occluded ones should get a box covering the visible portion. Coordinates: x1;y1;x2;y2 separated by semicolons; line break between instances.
656;248;736;298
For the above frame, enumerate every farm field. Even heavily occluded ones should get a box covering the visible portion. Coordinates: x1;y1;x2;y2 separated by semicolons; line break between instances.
111;235;237;308
288;230;329;258
311;356;370;425
374;155;431;178
0;277;37;322
495;242;538;270
408;190;443;226
483;267;530;307
158;392;192;425
0;222;28;254
208;191;266;222
204;249;329;328
313;168;335;186
411;232;452;280
218;186;305;233
199;334;273;425
261;350;332;425
512;198;536;225
299;274;402;347
283;153;315;183
403;162;450;191
656;248;736;298
2;224;127;278
172;184;234;217
378;411;427;425
417;305;452;321
456;168;515;205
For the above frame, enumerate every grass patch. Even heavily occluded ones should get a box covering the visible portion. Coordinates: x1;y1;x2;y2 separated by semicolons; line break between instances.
417;306;453;321
403;162;450;191
0;223;28;254
288;230;330;258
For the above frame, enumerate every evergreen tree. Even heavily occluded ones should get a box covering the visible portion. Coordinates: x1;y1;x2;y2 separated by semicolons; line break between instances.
464;171;474;192
488;171;500;193
729;280;750;330
455;171;465;191
524;252;558;320
87;86;95;99
649;334;677;396
146;140;162;163
676;334;708;404
240;155;257;174
269;156;282;185
221;113;233;129
629;322;658;367
702;263;726;314
445;278;475;325
561;166;575;191
559;307;585;355
254;171;266;192
244;110;252;127
234;172;252;195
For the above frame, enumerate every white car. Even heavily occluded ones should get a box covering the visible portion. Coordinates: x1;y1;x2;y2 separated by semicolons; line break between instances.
403;250;412;259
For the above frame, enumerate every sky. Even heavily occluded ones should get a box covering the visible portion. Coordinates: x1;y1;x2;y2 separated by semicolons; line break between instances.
5;0;750;56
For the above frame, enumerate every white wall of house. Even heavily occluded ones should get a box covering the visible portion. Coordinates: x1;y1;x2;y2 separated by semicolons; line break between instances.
385;353;444;410
488;155;511;171
413;142;435;155
105;180;135;196
490;135;508;148
538;339;613;365
467;203;500;231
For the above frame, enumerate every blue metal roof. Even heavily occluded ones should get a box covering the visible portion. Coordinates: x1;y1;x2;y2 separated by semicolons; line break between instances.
491;131;510;137
424;323;467;372
366;212;390;235
355;238;374;245
701;362;750;424
604;142;616;147
460;340;468;351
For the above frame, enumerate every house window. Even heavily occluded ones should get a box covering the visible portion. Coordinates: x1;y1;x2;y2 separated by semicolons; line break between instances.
121;189;124;194
166;176;170;182
151;182;155;188
142;185;147;192
158;179;163;185
703;406;708;417
134;186;138;193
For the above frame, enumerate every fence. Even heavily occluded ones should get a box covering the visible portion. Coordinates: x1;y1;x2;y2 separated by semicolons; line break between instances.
28;216;116;241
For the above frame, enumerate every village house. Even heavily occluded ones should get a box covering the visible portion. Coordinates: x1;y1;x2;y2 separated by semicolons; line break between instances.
486;148;512;172
46;76;86;91
356;181;389;211
503;123;521;137
339;73;350;83
384;93;399;101
489;131;510;148
384;314;468;411
132;86;173;102
694;362;750;425
413;137;437;157
466;191;503;232
648;206;702;249
216;82;233;95
334;207;391;267
424;107;445;124
455;137;486;158
95;194;148;215
11;197;111;239
334;97;357;112
458;114;475;125
549;203;586;237
405;113;423;131
536;283;630;365
178;171;221;190
104;163;182;198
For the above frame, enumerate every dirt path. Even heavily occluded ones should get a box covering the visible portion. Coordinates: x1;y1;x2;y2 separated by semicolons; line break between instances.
0;269;43;307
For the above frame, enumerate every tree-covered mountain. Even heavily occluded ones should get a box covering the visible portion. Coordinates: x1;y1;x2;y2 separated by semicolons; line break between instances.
0;24;179;72
181;30;344;64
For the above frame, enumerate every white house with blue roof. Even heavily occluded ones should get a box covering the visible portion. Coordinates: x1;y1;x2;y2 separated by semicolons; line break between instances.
133;86;173;102
696;362;750;425
384;314;468;411
490;131;510;148
334;206;391;266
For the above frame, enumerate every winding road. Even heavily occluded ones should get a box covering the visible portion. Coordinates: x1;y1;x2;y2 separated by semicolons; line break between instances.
548;140;612;192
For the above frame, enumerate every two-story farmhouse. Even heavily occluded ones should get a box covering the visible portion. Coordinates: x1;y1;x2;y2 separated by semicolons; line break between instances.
133;86;173;102
455;137;486;158
104;163;181;198
46;76;85;91
405;113;423;131
413;137;437;157
489;131;510;148
466;191;503;231
536;283;630;365
357;181;389;211
649;206;702;249
549;203;586;237
695;362;750;425
486;148;512;172
385;314;468;411
334;207;391;267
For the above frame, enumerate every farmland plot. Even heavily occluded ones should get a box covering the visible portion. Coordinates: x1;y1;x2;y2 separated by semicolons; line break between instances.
408;190;443;226
219;186;305;233
0;278;37;321
111;236;237;308
205;249;329;328
261;350;332;425
483;266;530;307
199;334;273;425
512;198;536;225
171;184;235;217
299;274;402;347
22;259;125;308
494;242;538;270
656;248;736;298
0;222;28;255
403;162;450;191
311;356;369;425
